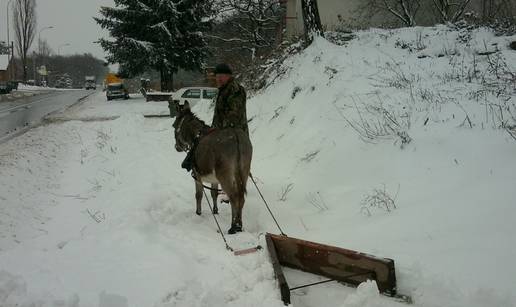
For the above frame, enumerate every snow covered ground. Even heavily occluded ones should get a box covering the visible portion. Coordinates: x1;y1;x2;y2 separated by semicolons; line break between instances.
1;26;515;307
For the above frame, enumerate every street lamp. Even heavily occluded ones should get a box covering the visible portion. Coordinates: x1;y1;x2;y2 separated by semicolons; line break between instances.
38;26;54;55
37;26;53;85
58;43;70;55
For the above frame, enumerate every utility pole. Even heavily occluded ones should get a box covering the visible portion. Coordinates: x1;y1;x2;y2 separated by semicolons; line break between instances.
32;51;36;83
6;0;13;79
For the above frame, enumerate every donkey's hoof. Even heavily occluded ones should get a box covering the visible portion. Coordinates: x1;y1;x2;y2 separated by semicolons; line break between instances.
213;209;218;215
228;224;242;234
196;210;201;216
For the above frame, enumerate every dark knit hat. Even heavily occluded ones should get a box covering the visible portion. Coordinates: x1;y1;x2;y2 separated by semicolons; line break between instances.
214;63;232;75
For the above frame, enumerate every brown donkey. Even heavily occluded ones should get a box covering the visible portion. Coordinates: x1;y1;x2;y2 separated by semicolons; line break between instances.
172;102;253;234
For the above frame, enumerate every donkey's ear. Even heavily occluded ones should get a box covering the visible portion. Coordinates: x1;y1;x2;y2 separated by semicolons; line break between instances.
184;100;190;110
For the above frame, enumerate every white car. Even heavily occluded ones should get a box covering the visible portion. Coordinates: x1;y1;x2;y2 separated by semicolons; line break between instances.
173;87;218;106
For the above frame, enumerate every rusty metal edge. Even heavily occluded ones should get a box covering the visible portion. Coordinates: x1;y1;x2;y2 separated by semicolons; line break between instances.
266;233;291;305
267;233;397;296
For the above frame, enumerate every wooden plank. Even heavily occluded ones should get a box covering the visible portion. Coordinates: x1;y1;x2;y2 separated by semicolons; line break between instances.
267;233;397;296
143;114;170;118
265;234;290;305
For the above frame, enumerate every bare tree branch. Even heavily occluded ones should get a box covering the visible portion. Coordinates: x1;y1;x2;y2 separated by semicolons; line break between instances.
208;0;284;70
432;0;471;23
13;0;37;81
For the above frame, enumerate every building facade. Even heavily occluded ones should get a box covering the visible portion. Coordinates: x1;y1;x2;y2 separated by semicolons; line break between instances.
0;55;12;82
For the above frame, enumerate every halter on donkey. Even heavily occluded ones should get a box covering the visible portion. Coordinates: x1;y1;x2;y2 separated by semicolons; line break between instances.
172;101;253;234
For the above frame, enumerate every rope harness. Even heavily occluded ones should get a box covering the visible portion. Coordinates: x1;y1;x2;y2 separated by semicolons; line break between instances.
202;188;233;252
249;173;286;236
198;171;286;255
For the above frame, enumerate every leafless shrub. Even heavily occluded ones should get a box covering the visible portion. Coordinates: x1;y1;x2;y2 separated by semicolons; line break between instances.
324;66;339;79
358;0;422;26
371;60;419;90
333;96;412;148
485;51;515;85
299;217;309;231
301;150;320;162
306;191;328;211
431;47;516;129
95;129;118;154
209;0;285;81
432;0;472;23
242;40;305;93
278;183;294;202
463;1;516;34
455;101;475;128
506;127;516;142
87;179;102;193
417;88;450;111
360;184;399;216
324;30;356;46
394;33;427;52
482;100;516;128
80;148;88;164
291;86;302;99
87;209;106;223
96;129;111;150
270;106;285;121
101;169;116;177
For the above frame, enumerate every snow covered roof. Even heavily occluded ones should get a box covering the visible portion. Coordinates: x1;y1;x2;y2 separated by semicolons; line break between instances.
0;54;9;71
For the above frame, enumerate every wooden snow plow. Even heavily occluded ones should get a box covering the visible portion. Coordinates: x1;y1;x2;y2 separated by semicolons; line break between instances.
266;233;409;305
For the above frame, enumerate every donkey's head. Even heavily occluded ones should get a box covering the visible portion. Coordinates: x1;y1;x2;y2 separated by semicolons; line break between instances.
172;101;207;152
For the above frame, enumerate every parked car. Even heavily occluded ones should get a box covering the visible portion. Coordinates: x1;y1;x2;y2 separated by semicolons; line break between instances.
0;81;10;94
0;80;19;94
84;81;96;90
8;80;19;91
106;83;129;101
173;87;217;106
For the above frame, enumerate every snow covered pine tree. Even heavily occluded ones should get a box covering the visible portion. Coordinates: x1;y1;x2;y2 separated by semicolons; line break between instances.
95;0;213;91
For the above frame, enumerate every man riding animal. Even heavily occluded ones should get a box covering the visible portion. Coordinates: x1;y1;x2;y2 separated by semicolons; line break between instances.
174;63;252;234
181;63;248;171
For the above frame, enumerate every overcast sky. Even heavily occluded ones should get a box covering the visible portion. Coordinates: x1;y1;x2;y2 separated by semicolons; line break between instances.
2;0;115;60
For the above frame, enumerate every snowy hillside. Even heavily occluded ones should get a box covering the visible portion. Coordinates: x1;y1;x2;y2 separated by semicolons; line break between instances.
1;25;516;307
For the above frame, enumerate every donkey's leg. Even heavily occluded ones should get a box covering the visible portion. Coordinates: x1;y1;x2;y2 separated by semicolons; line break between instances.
218;174;242;234
227;193;242;234
235;193;245;230
210;184;218;214
195;181;203;215
237;174;250;230
228;194;242;235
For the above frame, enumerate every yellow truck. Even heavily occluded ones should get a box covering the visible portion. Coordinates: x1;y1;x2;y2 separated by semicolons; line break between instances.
104;73;129;101
104;73;123;86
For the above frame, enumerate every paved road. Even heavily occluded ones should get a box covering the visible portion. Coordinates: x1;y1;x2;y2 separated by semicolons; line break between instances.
0;89;94;142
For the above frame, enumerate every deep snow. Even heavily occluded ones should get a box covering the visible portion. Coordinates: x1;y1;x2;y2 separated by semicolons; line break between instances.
1;25;516;307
